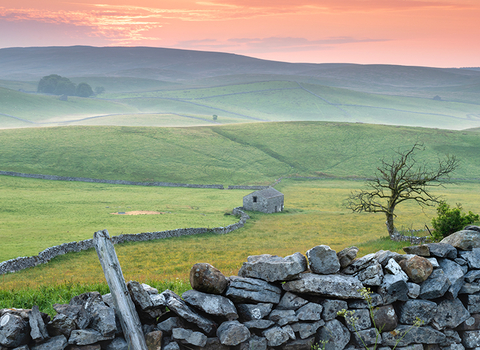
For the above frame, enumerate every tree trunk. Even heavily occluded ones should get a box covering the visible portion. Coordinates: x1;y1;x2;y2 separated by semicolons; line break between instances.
386;212;396;239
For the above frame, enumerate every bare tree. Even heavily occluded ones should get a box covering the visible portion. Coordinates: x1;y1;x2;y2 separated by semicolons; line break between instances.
346;143;459;239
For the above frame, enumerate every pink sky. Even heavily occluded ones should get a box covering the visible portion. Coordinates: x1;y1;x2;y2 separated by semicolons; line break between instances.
0;0;479;67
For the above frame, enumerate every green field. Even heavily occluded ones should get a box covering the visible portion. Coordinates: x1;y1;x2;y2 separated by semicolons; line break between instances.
1;123;480;185
2;178;479;294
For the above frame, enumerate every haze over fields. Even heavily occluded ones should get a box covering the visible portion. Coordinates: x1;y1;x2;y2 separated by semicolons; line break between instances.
0;46;479;130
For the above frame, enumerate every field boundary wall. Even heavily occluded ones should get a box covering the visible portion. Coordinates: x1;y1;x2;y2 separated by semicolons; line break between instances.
0;207;249;275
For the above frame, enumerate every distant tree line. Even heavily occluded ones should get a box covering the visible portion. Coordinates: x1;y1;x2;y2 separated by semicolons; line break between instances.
37;74;104;97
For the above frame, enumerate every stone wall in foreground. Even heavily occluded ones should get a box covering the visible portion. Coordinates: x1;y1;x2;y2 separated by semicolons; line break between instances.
2;226;480;350
0;207;249;275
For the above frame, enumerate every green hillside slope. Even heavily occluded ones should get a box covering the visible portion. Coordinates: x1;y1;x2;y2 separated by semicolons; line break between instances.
0;123;479;184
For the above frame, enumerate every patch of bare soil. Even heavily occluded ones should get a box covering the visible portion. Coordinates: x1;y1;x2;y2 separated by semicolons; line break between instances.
111;211;166;215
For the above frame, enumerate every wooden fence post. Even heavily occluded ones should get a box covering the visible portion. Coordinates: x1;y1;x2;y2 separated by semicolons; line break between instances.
94;229;148;350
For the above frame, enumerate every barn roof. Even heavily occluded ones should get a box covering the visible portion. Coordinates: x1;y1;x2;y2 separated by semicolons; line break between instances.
251;187;283;199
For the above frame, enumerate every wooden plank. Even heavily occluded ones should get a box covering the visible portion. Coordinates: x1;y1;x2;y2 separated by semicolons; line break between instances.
94;229;148;350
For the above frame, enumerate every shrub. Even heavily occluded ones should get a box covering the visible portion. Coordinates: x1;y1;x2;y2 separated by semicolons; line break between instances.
431;201;479;240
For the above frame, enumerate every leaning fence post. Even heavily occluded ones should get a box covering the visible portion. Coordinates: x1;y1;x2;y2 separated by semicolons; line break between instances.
94;229;148;350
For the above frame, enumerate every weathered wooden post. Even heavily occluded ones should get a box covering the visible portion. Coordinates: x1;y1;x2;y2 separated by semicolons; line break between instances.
94;229;148;350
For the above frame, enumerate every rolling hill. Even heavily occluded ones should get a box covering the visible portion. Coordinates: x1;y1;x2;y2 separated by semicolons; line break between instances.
1;46;479;130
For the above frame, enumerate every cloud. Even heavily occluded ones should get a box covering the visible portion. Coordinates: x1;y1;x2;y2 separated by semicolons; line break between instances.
178;36;389;53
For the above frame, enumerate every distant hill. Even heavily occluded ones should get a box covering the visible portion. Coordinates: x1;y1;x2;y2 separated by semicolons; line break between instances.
1;46;479;130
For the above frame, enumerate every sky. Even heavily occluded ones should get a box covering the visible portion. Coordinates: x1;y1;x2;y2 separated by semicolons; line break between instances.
0;0;479;67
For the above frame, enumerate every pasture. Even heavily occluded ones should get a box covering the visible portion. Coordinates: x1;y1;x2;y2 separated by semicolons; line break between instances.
2;178;479;295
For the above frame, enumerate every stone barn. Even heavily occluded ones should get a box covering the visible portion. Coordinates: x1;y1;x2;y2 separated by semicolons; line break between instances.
243;188;284;213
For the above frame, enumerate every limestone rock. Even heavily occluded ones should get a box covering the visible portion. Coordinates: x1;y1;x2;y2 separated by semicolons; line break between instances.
351;328;381;347
321;299;348;321
31;335;67;350
382;326;446;347
458;248;480;269
262;326;290;347
398;299;437;325
0;313;30;348
317;319;350;350
226;276;282;304
68;329;114;346
47;314;77;338
337;246;359;268
437;258;465;299
373;305;397;332
355;262;384;286
398;255;433;283
236;303;272;321
29;305;49;343
145;330;162;350
105;337;128;350
295;302;323;321
276;292;308;311
127;281;165;322
342;253;376;274
378;273;409;304
238;253;307;282
461;330;480;348
280;337;314;350
290;320;324;339
441;230;480;251
190;263;228;295
431;299;470;330
182;290;238;321
384;258;408;281
156;316;185;335
216;321;250;346
282;273;363;299
419;269;451;299
424;243;457;259
243;319;274;330
344;309;371;332
172;328;207;347
403;245;430;256
306;245;340;274
269;310;298;326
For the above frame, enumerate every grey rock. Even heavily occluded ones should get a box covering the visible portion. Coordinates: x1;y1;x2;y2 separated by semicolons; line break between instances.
290;320;324;339
190;263;228;295
441;344;464;350
47;314;76;338
276;292;308;311
295;302;323;321
396;345;423;350
156;316;184;335
321;299;348;321
145;330;163;350
306;245;340;274
262;326;290;347
236;335;266;350
373;305;398;332
226;276;282;304
465;225;480;232
203;337;229;350
89;303;116;337
461;330;480;348
238;253;307;282
403;245;430;256
0;313;29;348
441;230;480;251
68;292;104;330
243;319;275;330
160;290;217;335
282;324;295;340
337;246;359;268
398;299;437;325
464;270;480;283
443;329;462;346
465;293;480;313
105;337;128;350
455;257;467;266
216;321;250;346
29;305;49;343
407;282;421;299
282;273;363;299
127;281;165;322
280;337;314;350
164;342;180;350
425;243;457;259
385;259;408;281
31;335;67;350
428;258;440;268
317;319;350;350
268;310;298;326
236;303;273;321
459;282;480;295
437;258;465;299
456;314;480;331
348;293;383;309
351;328;381;347
68;329;114;345
342;253;376;274
419;269;451;299
344;309;371;332
399;255;433;283
382;326;446;347
375;250;402;266
172;328;207;347
182;290;238;321
458;248;480;269
355;262;384;286
378;273;409;304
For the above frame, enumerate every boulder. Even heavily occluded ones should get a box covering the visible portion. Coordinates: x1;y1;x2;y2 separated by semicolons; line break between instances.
403;245;430;256
398;299;437;325
398;255;433;283
378;273;409;304
268;310;298;326
419;269;451;299
160;290;217;335
236;303;272;321
225;276;282;304
172;328;207;347
282;273;363;299
425;243;457;259
238;253;307;282
317;319;350;350
190;263;228;295
441;230;480;251
373;305;398;332
216;321;250;346
337;246;359;268
306;246;340;274
182;290;238;321
342;253;376;274
458;248;480;269
295;302;323;321
262;326;290;347
276;292;308;311
0;313;30;348
437;258;465;299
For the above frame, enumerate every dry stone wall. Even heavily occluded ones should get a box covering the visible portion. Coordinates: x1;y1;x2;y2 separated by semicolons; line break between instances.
0;208;249;275
3;226;480;350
